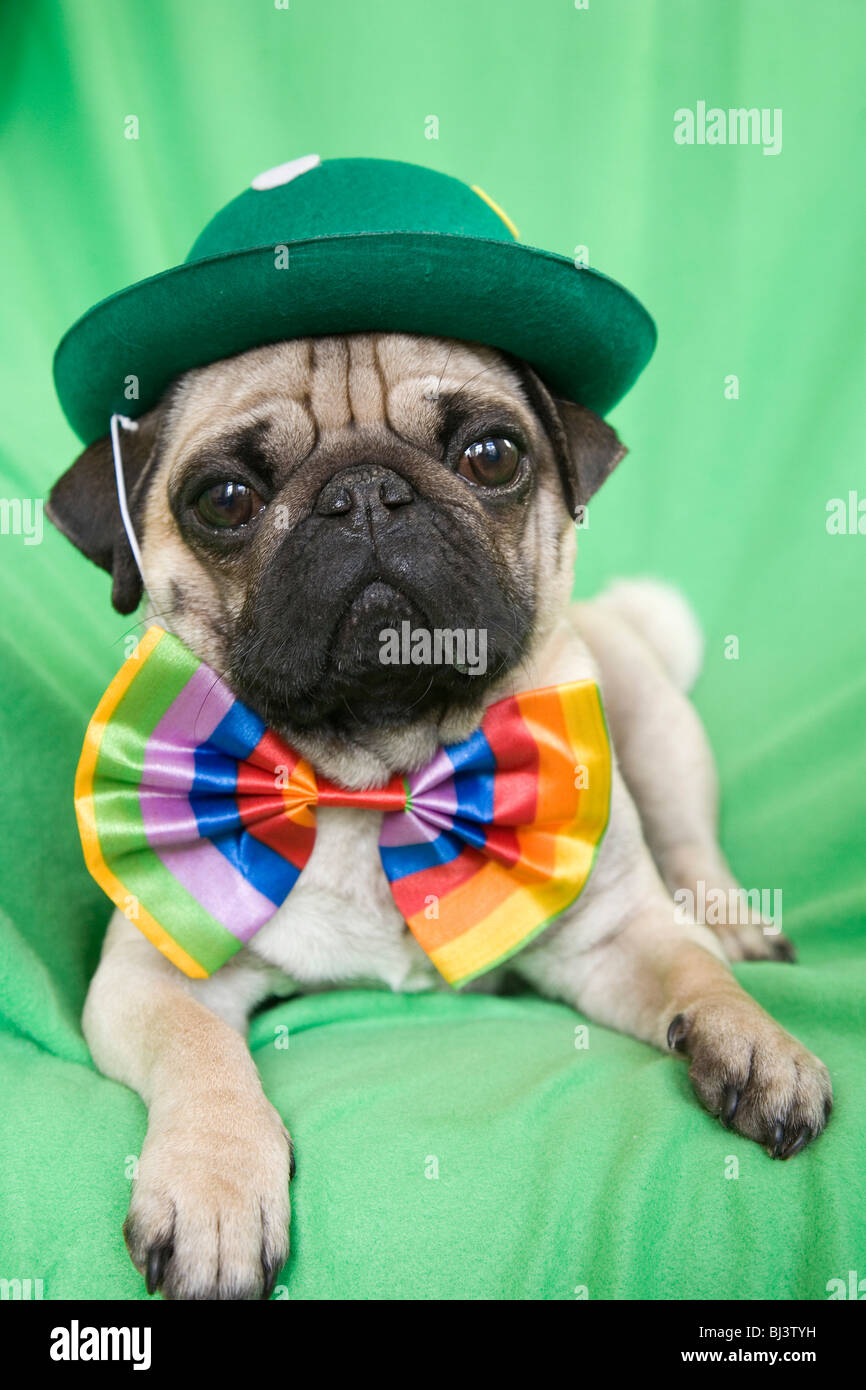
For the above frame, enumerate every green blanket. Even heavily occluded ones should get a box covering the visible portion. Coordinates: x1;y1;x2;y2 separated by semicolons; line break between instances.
0;0;863;1300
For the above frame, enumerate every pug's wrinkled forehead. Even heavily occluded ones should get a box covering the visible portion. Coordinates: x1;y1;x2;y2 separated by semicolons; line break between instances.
164;334;530;469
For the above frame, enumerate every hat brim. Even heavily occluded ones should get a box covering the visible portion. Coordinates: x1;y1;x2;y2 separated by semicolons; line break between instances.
54;232;656;444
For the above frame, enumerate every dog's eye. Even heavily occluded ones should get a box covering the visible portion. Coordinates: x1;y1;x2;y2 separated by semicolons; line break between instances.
457;437;521;487
194;481;264;529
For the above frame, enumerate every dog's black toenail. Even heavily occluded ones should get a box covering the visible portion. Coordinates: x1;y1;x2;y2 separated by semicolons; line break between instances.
721;1086;740;1128
769;1121;786;1158
288;1141;296;1181
779;1127;811;1160
667;1014;689;1052
261;1255;281;1301
145;1242;172;1295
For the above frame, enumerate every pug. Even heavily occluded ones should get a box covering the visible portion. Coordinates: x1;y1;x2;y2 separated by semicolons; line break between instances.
47;331;832;1300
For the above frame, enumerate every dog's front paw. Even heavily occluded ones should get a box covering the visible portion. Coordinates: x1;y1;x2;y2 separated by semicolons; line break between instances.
667;1001;832;1158
124;1095;294;1300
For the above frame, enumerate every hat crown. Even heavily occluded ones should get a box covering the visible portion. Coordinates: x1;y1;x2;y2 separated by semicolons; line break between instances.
187;157;517;263
55;154;656;446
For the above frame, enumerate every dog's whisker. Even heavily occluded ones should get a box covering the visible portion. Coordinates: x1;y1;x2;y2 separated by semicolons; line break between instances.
439;360;506;415
433;342;456;397
113;608;179;645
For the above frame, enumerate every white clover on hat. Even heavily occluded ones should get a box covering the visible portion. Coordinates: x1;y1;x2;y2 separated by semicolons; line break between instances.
250;153;322;190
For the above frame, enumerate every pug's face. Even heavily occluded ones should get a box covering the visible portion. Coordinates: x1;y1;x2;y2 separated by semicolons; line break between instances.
49;333;624;780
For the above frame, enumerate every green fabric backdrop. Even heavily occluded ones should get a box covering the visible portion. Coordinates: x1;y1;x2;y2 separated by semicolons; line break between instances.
0;0;863;1300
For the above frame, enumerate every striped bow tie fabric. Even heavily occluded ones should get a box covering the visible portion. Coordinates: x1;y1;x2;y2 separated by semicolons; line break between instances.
75;627;611;987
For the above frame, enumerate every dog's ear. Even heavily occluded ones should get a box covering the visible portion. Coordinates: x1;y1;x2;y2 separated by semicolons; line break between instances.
46;407;164;614
552;398;627;513
515;361;627;516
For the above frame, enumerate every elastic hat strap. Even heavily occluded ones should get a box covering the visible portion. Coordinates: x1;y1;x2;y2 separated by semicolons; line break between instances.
109;413;147;588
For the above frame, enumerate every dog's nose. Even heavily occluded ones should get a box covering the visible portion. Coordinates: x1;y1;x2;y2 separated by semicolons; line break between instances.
314;465;415;520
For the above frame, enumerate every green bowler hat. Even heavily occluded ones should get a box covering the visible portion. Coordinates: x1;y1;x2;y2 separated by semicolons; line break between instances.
54;155;656;445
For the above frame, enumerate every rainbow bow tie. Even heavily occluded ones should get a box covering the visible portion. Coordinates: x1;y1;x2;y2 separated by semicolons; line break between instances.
75;627;611;986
